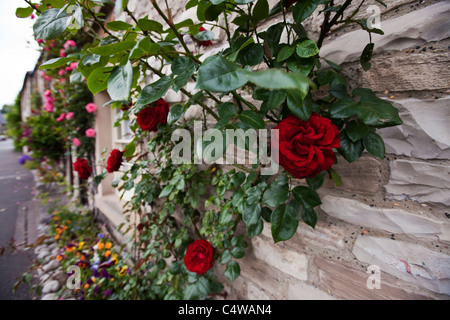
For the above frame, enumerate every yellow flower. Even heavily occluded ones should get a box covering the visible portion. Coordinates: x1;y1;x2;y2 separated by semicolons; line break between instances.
84;284;90;289
118;266;127;276
79;241;84;249
91;277;96;283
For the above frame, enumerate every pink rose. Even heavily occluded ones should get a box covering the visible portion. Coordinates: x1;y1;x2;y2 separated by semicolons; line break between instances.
69;62;78;70
66;112;74;120
56;113;65;122
85;103;97;113
73;138;81;147
60;49;66;57
65;67;71;72
58;69;65;76
64;40;76;50
85;128;96;138
36;39;44;44
44;89;52;97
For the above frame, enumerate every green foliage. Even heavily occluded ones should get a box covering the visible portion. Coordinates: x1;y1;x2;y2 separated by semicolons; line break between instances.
21;0;403;300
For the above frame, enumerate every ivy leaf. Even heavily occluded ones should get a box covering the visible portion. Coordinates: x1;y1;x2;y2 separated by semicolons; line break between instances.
107;61;133;101
224;261;240;281
363;132;385;159
360;43;374;71
292;186;322;208
197;55;248;92
271;200;300;243
262;175;289;207
296;39;319;58
135;76;172;107
33;8;70;40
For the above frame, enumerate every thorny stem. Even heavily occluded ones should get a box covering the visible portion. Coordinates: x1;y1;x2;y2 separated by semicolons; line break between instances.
24;0;40;13
317;0;352;49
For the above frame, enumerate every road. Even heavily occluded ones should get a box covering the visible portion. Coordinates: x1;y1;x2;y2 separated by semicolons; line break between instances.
0;139;35;300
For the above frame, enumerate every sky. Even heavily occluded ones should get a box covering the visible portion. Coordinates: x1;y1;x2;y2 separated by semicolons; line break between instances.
0;1;41;109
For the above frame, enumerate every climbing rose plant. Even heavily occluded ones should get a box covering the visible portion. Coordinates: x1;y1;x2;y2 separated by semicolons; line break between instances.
17;0;402;299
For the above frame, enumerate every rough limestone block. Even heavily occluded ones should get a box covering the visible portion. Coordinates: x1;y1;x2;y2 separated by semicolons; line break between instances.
287;280;337;300
386;159;450;207
353;236;450;295
42;280;61;294
314;256;436;300
251;237;308;281
379;97;450;160
320;195;449;240
320;2;450;64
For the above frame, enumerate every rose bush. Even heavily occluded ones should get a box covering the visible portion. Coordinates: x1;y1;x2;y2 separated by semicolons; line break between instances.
15;0;403;300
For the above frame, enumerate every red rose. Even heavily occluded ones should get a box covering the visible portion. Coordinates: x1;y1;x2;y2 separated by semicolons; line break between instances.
274;113;340;179
198;27;213;47
73;158;92;180
106;149;124;173
184;239;214;275
136;98;169;132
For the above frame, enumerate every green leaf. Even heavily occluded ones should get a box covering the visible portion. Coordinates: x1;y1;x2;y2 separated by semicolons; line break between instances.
230;171;246;187
262;175;289;207
88;41;136;56
286;89;312;121
261;206;272;222
293;0;317;24
196;55;248;92
363;132;385;159
224;261;240;281
123;140;136;157
286;57;315;75
252;0;269;24
16;7;33;18
323;58;342;71
172;56;195;75
235;0;255;4
87;66;114;95
236;43;264;67
277;45;296;62
360;43;374;71
271;200;300;243
264;90;287;112
346;120;369;142
167;104;186;125
231;247;245;259
220;250;231;264
33;8;70;40
39;57;73;70
306;171;326;190
338;131;364;163
296;39;319;58
242;202;261;230
137;18;163;33
244;69;311;97
106;20;133;31
107;61;133;101
330;169;342;187
238;110;265;129
292;186;322;208
136;76;172;106
329;98;358;119
356;99;403;128
301;207;317;228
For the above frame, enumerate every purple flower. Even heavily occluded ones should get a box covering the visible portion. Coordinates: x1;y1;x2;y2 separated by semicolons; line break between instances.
18;155;32;165
98;233;105;239
104;289;112;298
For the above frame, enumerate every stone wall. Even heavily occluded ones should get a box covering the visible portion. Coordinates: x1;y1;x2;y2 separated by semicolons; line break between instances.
108;0;450;299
